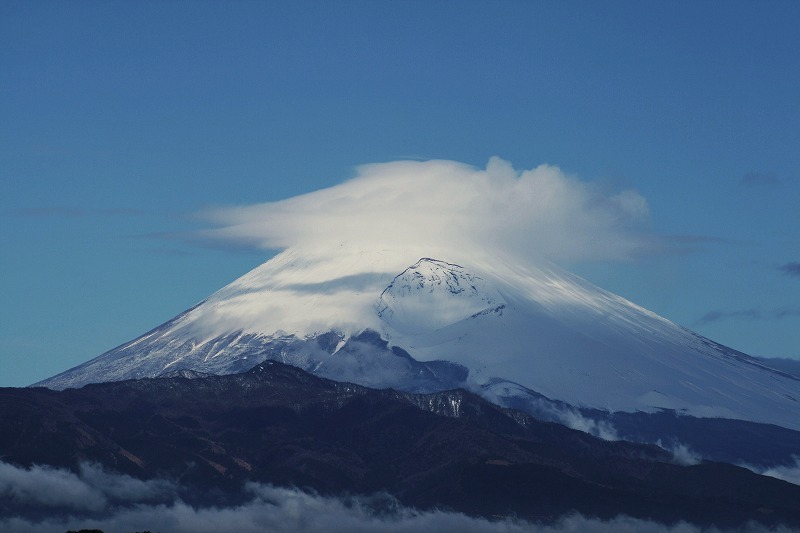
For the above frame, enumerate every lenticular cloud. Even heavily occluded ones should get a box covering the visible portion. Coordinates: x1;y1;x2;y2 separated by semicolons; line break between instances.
199;157;654;264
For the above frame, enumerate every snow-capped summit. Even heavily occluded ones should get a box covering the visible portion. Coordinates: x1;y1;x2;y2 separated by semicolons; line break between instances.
377;258;504;334
35;243;800;433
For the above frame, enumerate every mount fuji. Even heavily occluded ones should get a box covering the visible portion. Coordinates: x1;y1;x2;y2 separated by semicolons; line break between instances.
36;243;800;444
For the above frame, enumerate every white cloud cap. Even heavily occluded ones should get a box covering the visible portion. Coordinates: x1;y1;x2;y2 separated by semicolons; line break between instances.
200;157;653;264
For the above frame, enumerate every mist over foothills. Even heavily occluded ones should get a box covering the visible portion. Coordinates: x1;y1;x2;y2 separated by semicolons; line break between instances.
4;461;798;533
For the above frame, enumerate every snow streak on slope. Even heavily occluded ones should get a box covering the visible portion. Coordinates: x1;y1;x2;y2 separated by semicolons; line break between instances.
35;244;800;433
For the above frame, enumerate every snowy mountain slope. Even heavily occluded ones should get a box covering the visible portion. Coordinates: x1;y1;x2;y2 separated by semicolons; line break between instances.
376;258;504;334
35;244;800;433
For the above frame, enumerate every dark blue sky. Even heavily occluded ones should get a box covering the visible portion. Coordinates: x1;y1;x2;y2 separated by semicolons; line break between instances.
2;1;799;386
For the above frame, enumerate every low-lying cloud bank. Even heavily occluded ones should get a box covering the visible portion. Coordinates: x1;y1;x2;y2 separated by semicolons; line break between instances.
1;461;793;533
0;461;175;513
197;158;658;264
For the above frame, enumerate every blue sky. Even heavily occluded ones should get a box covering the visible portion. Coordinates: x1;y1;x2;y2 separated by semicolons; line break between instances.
2;1;799;387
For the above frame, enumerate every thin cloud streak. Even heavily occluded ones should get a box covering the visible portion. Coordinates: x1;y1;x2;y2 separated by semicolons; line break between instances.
695;308;800;326
695;309;762;326
779;262;800;278
740;172;781;188
6;207;144;218
137;230;266;255
659;234;745;256
194;157;665;265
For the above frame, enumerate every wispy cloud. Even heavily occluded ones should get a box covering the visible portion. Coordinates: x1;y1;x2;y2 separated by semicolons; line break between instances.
0;461;768;533
779;262;800;278
740;172;781;188
760;457;800;486
665;235;741;245
774;308;800;319
147;246;197;257
194;158;665;265
656;440;702;466
7;206;144;218
695;309;762;326
552;407;619;441
660;234;744;255
8;206;87;218
137;230;264;255
695;307;800;326
739;456;800;487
